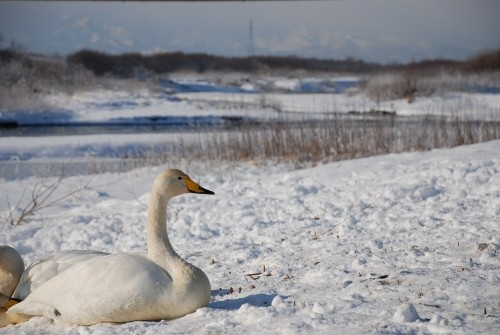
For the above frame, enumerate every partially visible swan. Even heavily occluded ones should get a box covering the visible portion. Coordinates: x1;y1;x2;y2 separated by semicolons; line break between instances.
6;169;214;325
0;246;24;327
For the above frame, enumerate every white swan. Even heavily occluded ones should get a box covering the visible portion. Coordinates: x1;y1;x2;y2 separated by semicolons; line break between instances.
6;169;214;325
0;246;24;327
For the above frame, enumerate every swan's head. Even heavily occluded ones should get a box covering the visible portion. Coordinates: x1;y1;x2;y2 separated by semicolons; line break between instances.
154;169;215;198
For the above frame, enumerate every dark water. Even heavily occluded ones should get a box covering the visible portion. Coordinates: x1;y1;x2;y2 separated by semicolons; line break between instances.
1;113;498;138
0;124;198;137
0;117;248;137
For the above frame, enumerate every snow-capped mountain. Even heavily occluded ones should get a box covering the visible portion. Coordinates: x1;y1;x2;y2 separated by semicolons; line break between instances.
11;15;474;62
48;17;154;54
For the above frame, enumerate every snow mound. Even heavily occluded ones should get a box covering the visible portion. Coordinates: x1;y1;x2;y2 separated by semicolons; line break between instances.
392;303;420;323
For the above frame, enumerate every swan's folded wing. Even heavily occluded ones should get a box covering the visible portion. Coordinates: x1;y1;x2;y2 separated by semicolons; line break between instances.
12;250;108;300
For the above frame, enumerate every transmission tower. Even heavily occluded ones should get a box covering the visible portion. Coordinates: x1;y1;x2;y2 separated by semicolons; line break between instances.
248;19;255;56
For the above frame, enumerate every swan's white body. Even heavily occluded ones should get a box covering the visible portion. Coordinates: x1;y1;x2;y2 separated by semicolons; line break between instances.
0;246;24;306
0;246;25;327
7;169;214;325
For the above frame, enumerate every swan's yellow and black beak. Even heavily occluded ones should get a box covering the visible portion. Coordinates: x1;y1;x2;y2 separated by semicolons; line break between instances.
185;178;215;195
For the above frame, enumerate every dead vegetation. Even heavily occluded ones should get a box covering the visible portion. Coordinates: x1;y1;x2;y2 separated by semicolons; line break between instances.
175;115;499;167
2;163;93;226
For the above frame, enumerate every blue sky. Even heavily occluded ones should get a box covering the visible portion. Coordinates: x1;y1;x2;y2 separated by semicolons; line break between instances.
0;0;499;63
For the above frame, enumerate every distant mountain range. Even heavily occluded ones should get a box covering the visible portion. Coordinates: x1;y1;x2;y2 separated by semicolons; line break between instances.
9;16;477;62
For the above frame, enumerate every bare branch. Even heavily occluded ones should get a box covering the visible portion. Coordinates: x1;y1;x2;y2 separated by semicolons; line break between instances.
2;162;94;226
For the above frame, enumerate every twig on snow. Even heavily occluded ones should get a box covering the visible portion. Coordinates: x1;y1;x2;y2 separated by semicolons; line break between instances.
313;191;385;240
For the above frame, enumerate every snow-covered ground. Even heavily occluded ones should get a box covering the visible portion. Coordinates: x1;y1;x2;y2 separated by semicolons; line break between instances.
1;77;499;334
0;140;499;334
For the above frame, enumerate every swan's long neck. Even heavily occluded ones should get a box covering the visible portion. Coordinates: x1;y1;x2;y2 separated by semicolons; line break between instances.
147;191;186;278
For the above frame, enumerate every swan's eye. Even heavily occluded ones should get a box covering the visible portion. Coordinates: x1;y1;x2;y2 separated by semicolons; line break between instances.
178;177;182;180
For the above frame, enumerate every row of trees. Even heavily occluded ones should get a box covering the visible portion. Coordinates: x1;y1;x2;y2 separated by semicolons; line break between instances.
65;50;386;77
65;49;500;78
